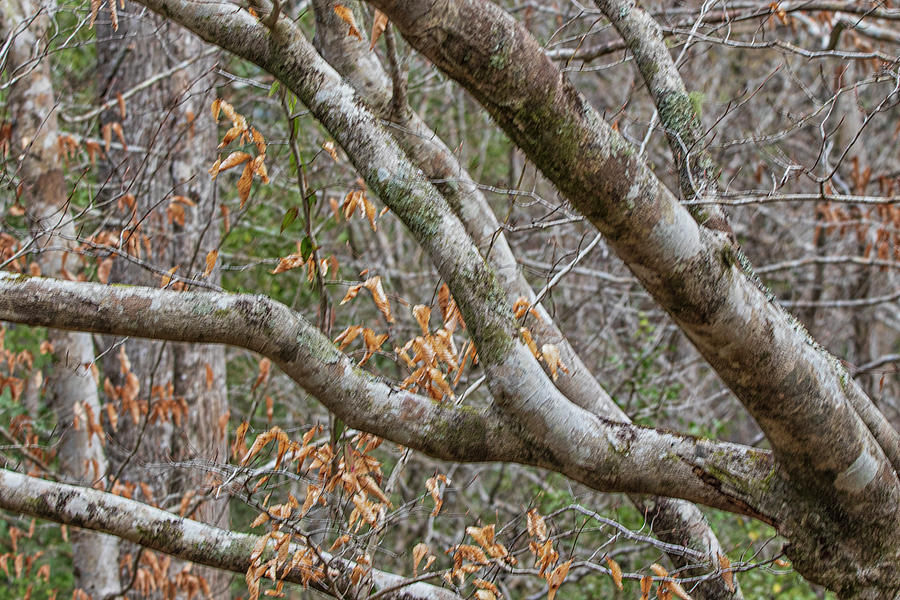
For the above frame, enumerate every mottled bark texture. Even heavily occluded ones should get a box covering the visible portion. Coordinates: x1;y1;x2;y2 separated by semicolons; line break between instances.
365;1;900;596
96;9;230;596
309;4;739;598
1;0;899;597
0;468;462;600
0;273;778;518
115;0;787;525
0;0;122;595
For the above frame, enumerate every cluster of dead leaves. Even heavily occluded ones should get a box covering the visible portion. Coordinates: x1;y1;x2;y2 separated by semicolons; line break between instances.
3;226;109;284
246;528;325;600
239;428;391;600
89;0;124;30
102;346;141;427
0;233;24;274
271;241;338;282
334;325;388;366
333;5;389;50
331;275;394;365
514;297;568;381
412;542;437;576
0;326;37;404
815;197;900;265
209;98;269;208
99;347;190;449
117;550;212;600
328;181;388;232
0;520;52;594
85;209;153;283
56;131;109;166
393;285;474;401
395;301;476;402
443;524;516;598
239;426;389;528
523;508;571;600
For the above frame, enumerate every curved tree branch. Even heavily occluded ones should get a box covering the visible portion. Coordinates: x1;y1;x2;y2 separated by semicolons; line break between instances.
0;468;462;600
308;5;742;597
366;0;900;518
0;273;778;518
361;0;900;591
120;0;778;525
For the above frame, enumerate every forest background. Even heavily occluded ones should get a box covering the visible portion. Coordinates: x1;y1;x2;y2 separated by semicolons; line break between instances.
0;0;898;599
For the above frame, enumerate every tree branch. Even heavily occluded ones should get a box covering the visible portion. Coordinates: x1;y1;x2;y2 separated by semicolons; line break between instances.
366;0;900;523
0;468;462;600
0;273;778;518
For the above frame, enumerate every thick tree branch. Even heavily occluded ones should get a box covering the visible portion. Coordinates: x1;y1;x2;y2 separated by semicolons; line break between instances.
366;0;900;530
309;5;742;597
0;273;778;518
0;468;461;600
0;273;517;463
593;0;732;237
126;0;758;521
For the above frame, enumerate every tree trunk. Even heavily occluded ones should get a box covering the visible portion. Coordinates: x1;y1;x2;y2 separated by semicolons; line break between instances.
96;7;230;596
1;0;122;596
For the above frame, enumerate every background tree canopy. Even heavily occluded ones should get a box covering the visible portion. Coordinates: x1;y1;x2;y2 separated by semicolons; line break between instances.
0;0;898;599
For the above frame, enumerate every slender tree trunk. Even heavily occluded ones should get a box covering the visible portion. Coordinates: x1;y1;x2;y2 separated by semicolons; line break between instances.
1;0;121;596
96;8;230;596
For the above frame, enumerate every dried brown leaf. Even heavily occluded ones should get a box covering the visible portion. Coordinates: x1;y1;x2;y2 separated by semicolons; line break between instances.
334;5;363;40
546;559;572;600
718;553;734;592
425;474;449;516
541;344;568;381
412;543;429;576
203;249;218;278
412;305;431;335
238;160;254;208
322;140;339;162
606;556;623;590
252;358;271;391
640;575;653;600
160;265;178;288
519;328;540;359
370;10;388;50
89;0;101;27
217;151;252;175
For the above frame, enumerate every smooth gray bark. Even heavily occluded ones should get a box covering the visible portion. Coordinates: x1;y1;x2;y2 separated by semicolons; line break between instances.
0;272;778;517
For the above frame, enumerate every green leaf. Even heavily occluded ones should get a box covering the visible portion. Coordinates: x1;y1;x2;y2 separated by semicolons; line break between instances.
268;80;280;97
281;206;299;233
300;236;314;262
